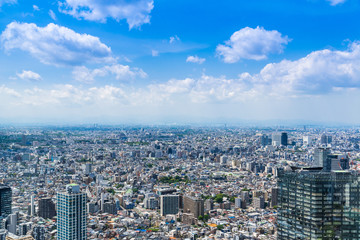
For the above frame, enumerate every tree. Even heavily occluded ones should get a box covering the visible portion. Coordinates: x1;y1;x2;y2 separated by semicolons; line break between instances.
198;215;204;221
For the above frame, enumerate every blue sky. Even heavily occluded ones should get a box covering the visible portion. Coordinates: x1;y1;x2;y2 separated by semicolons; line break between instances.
0;0;360;124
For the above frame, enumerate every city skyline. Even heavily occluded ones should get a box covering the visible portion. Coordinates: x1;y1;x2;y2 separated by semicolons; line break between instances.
1;0;360;124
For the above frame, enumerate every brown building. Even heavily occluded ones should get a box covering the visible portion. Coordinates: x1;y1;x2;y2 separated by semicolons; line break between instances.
183;195;204;218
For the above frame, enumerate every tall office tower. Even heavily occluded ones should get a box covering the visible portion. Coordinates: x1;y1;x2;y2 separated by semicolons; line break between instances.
260;134;270;147
0;185;11;227
277;167;360;240
30;195;35;216
321;134;332;145
313;148;349;171
160;195;179;216
183;195;204;218
38;198;56;219
313;147;331;168
57;184;87;240
271;187;279;207
272;132;288;146
280;132;288;146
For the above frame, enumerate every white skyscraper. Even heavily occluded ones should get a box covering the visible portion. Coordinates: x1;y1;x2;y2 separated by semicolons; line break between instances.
57;184;87;240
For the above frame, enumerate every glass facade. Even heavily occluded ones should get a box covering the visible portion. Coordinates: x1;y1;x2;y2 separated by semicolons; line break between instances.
278;169;360;240
0;185;11;227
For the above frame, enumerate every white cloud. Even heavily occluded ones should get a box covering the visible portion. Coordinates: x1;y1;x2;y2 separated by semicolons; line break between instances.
5;42;360;108
58;0;154;29
0;0;16;7
1;42;360;123
151;50;159;57
73;64;147;83
169;35;180;44
49;9;57;20
1;22;113;66
242;42;360;96
216;26;290;63
33;5;39;11
327;0;346;6
186;55;205;64
17;70;42;81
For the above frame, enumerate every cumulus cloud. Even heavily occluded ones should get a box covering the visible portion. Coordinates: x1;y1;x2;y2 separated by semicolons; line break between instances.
242;42;360;96
17;70;42;81
1;22;112;66
327;0;346;6
49;9;57;20
33;5;39;11
4;42;360;107
58;0;154;29
186;55;205;64
72;64;147;83
1;42;360;123
216;26;290;63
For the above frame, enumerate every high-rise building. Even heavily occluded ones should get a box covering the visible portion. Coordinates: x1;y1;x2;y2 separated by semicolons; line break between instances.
103;201;116;215
252;196;265;209
183;195;204;218
0;185;11;228
260;134;271;147
57;184;87;240
235;198;244;209
277;167;360;239
313;148;349;171
313;147;331;168
38;198;56;219
160;195;179;216
270;187;279;207
321;134;332;145
272;132;288;146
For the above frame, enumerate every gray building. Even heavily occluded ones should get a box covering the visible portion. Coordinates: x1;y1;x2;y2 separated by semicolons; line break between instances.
272;132;288;146
253;196;265;209
38;198;56;219
160;195;179;216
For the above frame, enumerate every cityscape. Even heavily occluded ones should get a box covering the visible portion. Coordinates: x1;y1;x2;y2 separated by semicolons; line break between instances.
0;126;358;239
1;0;360;239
